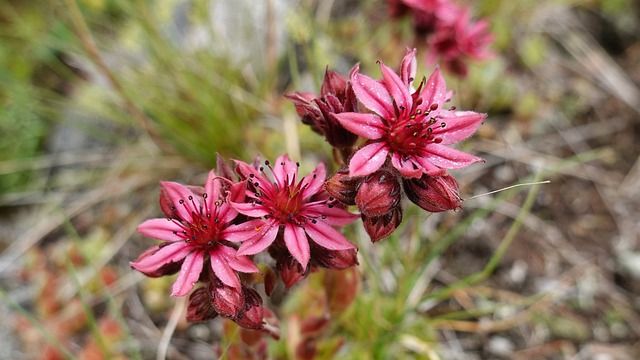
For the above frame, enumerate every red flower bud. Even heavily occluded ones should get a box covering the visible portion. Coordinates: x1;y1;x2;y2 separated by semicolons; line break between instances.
404;173;462;212
235;286;264;330
362;206;403;243
355;170;401;217
277;254;308;289
324;166;361;206
211;282;244;319
186;286;218;322
311;243;358;270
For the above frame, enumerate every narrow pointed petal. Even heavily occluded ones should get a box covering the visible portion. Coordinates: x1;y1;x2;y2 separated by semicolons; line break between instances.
204;170;221;206
224;219;268;243
333;112;387;139
301;162;326;199
219;246;260;274
137;218;185;241
131;242;191;274
303;203;359;226
273;154;298;187
379;61;411;113
210;249;241;289
401;48;417;87
283;223;310;269
431;111;485;144
391;153;423;178
160;181;198;223
236;220;279;256
419;67;448;113
350;66;394;119
422;144;484;169
171;251;204;296
305;220;357;251
230;201;270;218
349;142;389;177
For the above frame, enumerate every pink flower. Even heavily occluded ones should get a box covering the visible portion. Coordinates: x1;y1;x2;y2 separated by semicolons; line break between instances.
227;155;359;269
131;171;259;297
334;49;485;179
426;6;494;76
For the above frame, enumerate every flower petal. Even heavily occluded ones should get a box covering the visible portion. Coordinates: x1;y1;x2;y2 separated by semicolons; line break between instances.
350;65;394;119
401;48;417;87
230;200;270;218
219;245;260;274
349;142;389;177
272;154;298;187
171;250;204;296
160;181;199;223
333;112;387;140
422;144;484;169
210;248;241;289
303;203;359;226
418;67;447;114
224;218;268;243
304;220;357;251
390;152;423;179
236;219;279;256
431;110;485;145
131;242;191;274
301;162;326;199
380;61;411;114
137;218;185;241
283;223;310;269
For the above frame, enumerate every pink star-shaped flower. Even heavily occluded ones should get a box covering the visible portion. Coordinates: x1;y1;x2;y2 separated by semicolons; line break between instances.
334;49;485;178
131;171;259;297
226;155;358;269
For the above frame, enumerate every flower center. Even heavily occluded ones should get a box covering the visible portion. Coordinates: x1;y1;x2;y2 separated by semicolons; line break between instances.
250;160;332;227
387;103;446;156
168;193;225;249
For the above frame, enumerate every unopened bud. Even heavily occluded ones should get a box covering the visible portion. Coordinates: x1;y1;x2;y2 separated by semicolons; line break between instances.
355;170;401;217
211;282;244;319
404;173;462;212
324;167;361;206
186;286;218;322
277;255;308;289
235;286;264;330
362;206;403;243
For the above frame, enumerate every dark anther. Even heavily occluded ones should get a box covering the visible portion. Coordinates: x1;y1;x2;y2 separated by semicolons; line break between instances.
203;193;208;198
296;162;300;167
311;219;317;224
249;173;255;178
179;199;185;204
188;195;193;200
321;214;327;219
206;213;211;218
441;122;446;128
265;160;270;166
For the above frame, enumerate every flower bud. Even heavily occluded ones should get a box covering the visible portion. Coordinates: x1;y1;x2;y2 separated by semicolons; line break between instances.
355;170;401;217
211;281;244;319
235;286;264;330
311;243;358;270
362;206;403;243
404;173;462;212
277;254;308;289
324;167;360;206
186;286;218;322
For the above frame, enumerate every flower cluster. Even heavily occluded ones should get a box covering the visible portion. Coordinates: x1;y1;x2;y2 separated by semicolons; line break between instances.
132;48;486;337
388;0;494;76
288;49;485;242
131;155;358;332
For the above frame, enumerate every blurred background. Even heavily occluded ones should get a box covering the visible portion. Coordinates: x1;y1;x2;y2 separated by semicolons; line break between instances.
1;0;639;358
